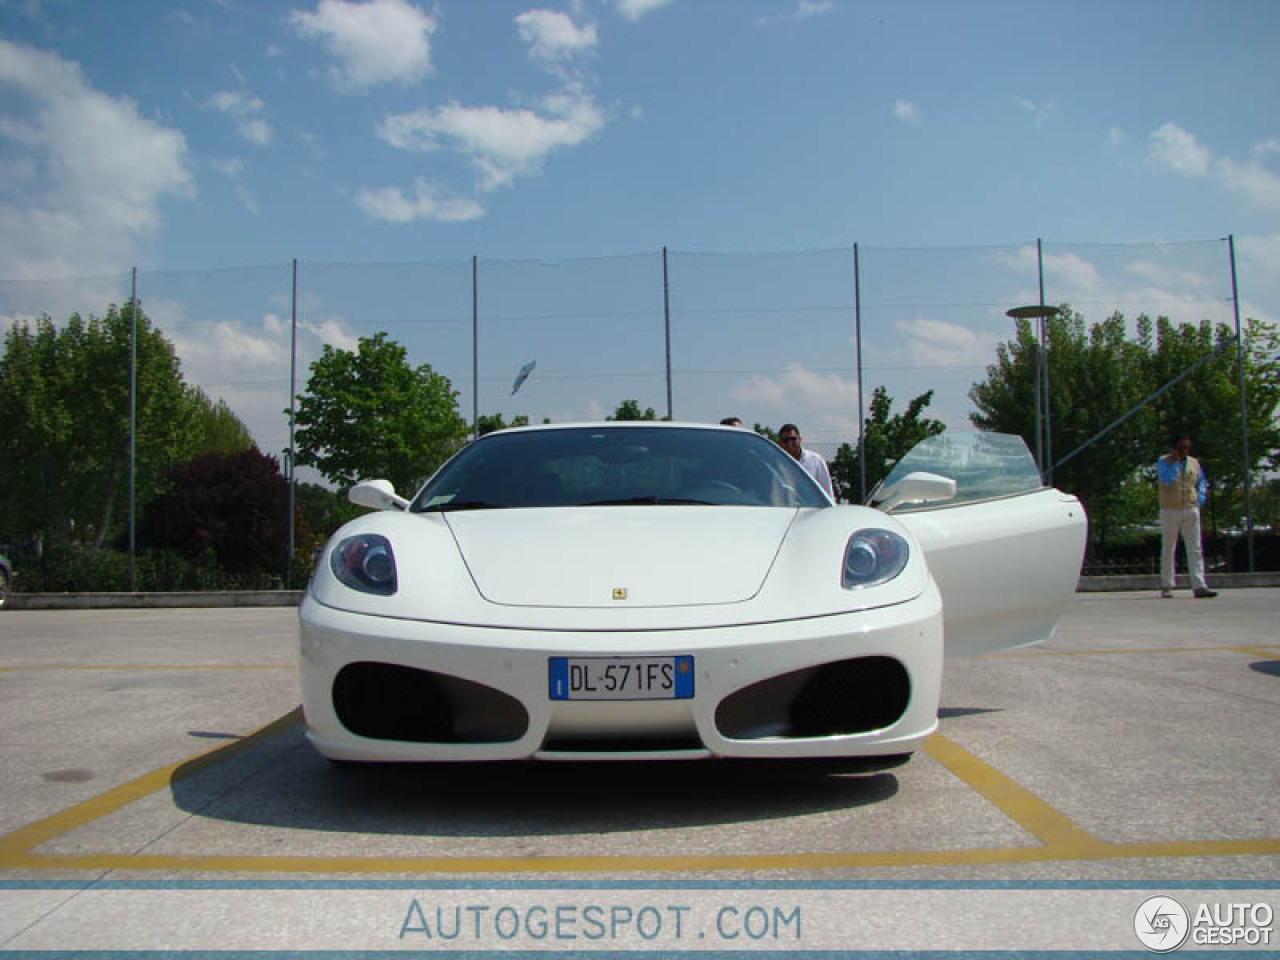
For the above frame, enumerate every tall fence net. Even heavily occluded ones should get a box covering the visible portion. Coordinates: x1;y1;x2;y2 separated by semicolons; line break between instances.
1;236;1272;586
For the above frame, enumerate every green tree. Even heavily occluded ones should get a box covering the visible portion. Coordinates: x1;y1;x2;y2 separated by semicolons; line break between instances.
607;399;662;421
1144;316;1280;499
188;387;255;454
971;309;1154;544
0;304;195;548
477;412;531;436
138;449;307;576
292;332;469;493
294;482;362;546
830;387;945;502
968;308;1280;546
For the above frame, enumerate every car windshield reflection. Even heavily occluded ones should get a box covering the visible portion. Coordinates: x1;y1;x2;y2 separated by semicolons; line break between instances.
412;426;831;512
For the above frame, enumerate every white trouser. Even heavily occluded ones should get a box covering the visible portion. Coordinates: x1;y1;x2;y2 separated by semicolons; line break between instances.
1160;507;1208;591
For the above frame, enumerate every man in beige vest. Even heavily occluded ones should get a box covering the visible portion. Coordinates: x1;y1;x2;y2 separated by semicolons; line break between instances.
1156;434;1217;599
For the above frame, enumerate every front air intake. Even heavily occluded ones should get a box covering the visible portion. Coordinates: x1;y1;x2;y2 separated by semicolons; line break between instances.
715;656;910;740
332;661;528;743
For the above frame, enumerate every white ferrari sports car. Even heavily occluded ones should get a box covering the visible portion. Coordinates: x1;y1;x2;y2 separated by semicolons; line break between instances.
300;424;1086;767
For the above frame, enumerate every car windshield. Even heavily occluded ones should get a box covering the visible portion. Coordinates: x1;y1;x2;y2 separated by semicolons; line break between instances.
869;432;1044;508
411;426;831;511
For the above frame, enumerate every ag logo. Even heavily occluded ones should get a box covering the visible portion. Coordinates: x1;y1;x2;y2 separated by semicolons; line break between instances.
1134;895;1190;952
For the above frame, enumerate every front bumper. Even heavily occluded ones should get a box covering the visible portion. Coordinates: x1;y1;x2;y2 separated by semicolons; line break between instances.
299;584;943;763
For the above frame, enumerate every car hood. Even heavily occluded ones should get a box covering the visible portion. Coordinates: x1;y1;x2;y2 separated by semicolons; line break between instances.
444;506;794;608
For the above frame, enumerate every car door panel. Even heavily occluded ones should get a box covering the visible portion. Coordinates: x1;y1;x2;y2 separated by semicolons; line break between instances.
895;488;1087;656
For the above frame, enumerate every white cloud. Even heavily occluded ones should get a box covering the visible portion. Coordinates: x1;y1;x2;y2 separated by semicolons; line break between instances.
1146;123;1280;211
300;315;360;354
190;321;288;368
516;9;598;68
1124;258;1211;292
1105;126;1125;150
207;156;260;214
793;1;836;18
1237;232;1280;283
893;99;920;126
893;316;993;369
1148;121;1212;177
209;157;244;178
377;88;605;191
609;0;675;22
731;360;861;412
0;38;192;279
1045;250;1105;296
1216;155;1280;210
206;90;273;145
289;0;436;90
994;244;1105;299
757;1;837;25
354;178;484;222
1013;97;1056;129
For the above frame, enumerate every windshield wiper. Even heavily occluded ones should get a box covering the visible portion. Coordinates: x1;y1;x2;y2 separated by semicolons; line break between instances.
423;500;507;512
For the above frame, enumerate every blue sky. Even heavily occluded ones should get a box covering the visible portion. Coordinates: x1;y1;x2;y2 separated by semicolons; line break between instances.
1;0;1278;474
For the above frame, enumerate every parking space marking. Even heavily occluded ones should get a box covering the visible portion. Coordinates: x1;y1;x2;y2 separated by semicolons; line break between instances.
921;734;1104;851
0;664;294;672
1232;646;1279;659
2;712;1277;875
0;709;303;868
997;644;1280;658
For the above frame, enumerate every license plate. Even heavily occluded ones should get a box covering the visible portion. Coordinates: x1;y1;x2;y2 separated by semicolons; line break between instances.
548;656;694;701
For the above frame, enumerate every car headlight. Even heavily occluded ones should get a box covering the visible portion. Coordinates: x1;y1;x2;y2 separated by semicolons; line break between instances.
842;528;909;589
331;534;398;596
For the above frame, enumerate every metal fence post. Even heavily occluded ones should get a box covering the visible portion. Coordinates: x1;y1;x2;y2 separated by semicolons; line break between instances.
1228;235;1255;572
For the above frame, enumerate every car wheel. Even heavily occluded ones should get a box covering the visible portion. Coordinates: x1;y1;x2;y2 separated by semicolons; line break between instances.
0;569;9;609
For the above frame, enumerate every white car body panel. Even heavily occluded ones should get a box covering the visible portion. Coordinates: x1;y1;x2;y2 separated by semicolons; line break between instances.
894;489;1087;656
301;583;944;763
308;505;932;631
448;507;791;607
299;424;1086;765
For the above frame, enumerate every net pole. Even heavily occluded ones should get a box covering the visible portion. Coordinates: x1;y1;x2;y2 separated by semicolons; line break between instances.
1228;235;1255;572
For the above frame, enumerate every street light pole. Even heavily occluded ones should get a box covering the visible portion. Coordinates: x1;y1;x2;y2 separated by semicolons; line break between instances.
1006;304;1060;482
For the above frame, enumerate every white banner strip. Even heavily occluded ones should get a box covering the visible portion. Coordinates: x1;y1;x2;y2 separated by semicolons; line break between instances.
2;887;1276;952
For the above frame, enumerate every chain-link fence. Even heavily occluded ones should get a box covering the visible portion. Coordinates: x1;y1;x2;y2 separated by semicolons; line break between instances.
2;236;1273;586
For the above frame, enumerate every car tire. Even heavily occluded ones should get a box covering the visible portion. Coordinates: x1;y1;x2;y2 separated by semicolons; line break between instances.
0;569;9;609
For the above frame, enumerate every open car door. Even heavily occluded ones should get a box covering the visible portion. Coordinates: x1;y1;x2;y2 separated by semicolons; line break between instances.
871;433;1087;656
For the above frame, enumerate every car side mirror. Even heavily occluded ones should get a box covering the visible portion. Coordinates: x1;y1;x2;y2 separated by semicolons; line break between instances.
874;471;957;512
349;479;410;511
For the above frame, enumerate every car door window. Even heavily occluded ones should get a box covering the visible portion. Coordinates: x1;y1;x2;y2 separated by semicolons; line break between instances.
870;432;1043;510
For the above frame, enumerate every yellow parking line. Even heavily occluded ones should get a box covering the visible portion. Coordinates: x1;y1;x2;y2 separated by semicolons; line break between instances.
923;733;1105;851
7;838;1280;876
0;664;294;672
0;709;303;865
995;644;1280;658
1232;646;1279;659
2;712;1277;875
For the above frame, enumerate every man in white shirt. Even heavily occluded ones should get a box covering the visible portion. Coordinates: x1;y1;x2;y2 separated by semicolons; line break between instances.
778;423;834;500
1155;434;1217;599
